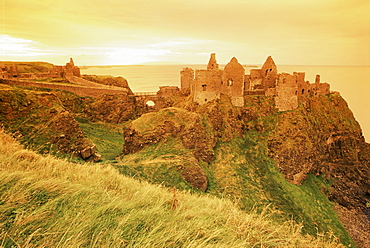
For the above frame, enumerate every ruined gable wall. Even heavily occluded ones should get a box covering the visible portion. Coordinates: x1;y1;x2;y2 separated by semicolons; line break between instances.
157;86;180;97
222;57;245;106
261;56;278;89
207;53;219;70
249;69;263;90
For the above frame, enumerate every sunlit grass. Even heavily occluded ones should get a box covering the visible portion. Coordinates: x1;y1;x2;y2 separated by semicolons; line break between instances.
0;129;344;247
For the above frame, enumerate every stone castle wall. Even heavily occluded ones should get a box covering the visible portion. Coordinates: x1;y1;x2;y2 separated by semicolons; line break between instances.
275;73;299;111
180;53;331;111
0;79;129;98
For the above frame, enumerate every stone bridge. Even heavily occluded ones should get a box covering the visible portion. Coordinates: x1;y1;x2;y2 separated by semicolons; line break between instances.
134;92;167;109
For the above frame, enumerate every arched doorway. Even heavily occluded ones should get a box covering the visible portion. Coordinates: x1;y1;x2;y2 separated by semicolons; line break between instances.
146;100;155;107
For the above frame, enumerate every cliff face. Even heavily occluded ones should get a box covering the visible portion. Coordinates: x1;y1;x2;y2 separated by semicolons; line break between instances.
0;85;100;161
0;74;140;159
81;75;134;95
1;68;369;247
121;93;369;248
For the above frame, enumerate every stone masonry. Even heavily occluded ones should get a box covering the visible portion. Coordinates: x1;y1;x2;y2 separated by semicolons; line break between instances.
180;53;331;111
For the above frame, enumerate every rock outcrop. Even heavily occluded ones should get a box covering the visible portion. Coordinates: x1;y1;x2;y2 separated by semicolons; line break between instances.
0;85;100;161
122;93;369;247
123;107;215;191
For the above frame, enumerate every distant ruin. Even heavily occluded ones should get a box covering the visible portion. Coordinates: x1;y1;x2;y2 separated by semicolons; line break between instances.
180;53;330;111
49;58;81;78
0;58;81;80
0;58;130;98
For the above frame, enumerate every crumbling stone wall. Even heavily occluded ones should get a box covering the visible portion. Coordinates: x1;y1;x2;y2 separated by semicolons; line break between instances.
180;67;194;95
157;86;180;97
193;68;223;105
0;79;129;98
50;66;64;78
275;73;299;111
310;75;330;96
188;54;245;106
207;53;219;70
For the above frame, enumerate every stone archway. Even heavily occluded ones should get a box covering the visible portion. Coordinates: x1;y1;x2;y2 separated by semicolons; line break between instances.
146;100;155;107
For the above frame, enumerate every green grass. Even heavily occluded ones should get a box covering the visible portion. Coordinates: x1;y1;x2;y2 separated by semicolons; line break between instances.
130;107;200;134
75;117;126;161
117;136;200;191
0;61;54;73
0;130;344;247
207;131;355;247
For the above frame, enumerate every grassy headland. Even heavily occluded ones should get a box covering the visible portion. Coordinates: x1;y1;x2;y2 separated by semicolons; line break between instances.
0;129;344;247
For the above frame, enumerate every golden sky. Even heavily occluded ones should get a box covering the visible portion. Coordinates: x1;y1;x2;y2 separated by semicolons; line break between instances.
1;0;370;65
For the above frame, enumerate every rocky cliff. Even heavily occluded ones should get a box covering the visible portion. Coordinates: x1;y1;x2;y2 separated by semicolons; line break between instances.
0;84;101;161
121;93;369;248
1;66;369;247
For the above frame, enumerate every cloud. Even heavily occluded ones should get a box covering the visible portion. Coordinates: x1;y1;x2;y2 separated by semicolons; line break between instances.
1;0;369;65
0;35;52;57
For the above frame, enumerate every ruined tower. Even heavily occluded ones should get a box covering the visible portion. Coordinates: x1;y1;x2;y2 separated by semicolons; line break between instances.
180;67;194;95
207;53;219;70
69;57;74;67
193;53;222;105
63;58;80;77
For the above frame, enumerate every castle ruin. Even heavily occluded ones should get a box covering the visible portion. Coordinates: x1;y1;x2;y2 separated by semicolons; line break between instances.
180;53;330;111
49;58;81;78
0;58;81;80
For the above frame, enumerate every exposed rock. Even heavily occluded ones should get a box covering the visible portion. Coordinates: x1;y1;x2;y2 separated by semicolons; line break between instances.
123;107;215;163
122;107;215;191
178;163;208;191
267;94;370;247
0;87;100;161
89;94;136;123
80;145;101;162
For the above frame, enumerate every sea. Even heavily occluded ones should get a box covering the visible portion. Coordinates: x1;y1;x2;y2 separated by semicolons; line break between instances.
81;64;370;142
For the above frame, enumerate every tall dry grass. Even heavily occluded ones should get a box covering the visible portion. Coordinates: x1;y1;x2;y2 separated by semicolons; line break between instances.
0;129;344;247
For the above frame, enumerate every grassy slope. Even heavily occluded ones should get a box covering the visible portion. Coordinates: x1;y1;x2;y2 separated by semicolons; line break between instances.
112;98;356;247
116;129;354;247
0;62;54;73
209;134;353;246
0;80;357;247
0;130;344;247
75;117;126;161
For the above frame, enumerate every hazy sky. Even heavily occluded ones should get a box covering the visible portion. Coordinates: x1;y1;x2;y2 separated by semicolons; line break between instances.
1;0;370;65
